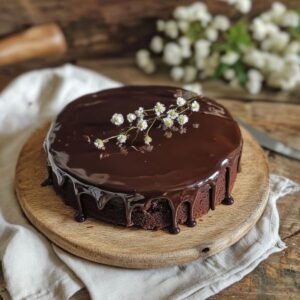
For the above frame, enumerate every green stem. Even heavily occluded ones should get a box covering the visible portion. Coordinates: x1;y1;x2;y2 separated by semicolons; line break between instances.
146;118;157;136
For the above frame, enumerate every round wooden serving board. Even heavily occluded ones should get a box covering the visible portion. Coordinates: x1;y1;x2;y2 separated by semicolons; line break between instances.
15;124;269;269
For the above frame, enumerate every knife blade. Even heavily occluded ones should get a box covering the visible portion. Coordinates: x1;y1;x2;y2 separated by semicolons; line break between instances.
237;119;300;161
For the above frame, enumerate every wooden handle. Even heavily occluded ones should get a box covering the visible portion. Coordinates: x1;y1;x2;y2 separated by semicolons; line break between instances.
0;23;68;66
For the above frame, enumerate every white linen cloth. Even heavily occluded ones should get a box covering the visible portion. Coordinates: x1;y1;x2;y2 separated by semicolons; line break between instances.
0;64;299;300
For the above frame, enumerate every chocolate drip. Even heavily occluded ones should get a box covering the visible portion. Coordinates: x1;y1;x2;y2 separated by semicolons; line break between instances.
165;197;181;234
41;176;52;187
186;202;197;227
169;226;181;234
96;193;117;210
41;166;53;186
222;167;234;205
73;184;86;222
45;159;236;233
209;183;216;210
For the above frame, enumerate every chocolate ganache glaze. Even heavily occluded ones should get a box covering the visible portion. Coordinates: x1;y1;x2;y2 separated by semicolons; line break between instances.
44;86;243;233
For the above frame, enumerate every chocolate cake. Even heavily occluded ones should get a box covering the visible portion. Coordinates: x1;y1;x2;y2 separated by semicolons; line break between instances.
43;86;243;233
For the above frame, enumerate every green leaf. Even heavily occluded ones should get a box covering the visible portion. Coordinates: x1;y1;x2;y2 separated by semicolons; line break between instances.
224;20;252;53
212;63;229;79
186;21;205;42
288;7;300;40
211;42;231;52
233;61;247;85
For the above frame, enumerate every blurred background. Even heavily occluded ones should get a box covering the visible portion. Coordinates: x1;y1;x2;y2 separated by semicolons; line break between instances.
0;0;299;102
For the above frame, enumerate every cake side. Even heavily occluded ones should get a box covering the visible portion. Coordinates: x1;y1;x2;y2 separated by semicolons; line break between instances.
47;148;241;233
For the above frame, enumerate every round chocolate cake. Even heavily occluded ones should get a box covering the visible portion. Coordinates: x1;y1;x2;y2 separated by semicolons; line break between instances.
44;86;242;233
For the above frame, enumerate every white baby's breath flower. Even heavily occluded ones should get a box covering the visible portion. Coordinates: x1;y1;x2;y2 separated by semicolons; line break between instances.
136;50;156;74
183;83;203;95
192;3;212;25
246;69;263;95
262;31;289;52
280;11;299;28
176;96;186;107
191;100;200;112
163;117;174;128
243;49;266;69
183;66;197;82
195;55;205;70
178;20;189;33
179;36;191;47
221;0;251;13
94;138;105;150
163;42;182;66
177;114;189;125
156;20;165;32
248;69;263;82
285;41;300;54
154;102;166;116
135;107;144;118
263;53;284;72
150;36;163;53
260;11;272;23
195;39;211;58
265;23;279;36
173;6;189;20
179;36;192;58
271;2;286;18
167;109;179;119
144;135;152;145
170;66;184;81
251;18;268;41
189;2;208;17
285;53;300;64
221;51;239;65
246;79;262;95
206;27;218;41
236;0;251;14
127;113;136;123
165;20;179;39
213;15;230;31
136;49;155;74
267;60;300;90
117;134;127;144
136;49;150;68
224;69;235;80
201;52;220;78
142;61;156;74
111;113;124;126
137;119;148;131
181;45;192;59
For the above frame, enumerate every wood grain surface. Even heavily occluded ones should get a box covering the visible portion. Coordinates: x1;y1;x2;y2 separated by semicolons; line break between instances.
0;23;67;66
15;125;269;269
0;58;300;299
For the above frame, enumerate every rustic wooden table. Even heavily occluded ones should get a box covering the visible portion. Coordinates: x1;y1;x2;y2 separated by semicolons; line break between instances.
0;58;299;300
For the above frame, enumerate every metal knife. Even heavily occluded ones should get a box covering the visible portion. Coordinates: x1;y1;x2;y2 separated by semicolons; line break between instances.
237;119;300;161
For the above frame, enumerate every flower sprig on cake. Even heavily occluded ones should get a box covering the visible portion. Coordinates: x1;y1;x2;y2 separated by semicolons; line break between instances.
93;93;200;151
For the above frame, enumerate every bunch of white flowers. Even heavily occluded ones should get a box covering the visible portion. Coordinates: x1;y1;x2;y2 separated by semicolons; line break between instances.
94;93;201;150
220;0;252;14
136;1;300;94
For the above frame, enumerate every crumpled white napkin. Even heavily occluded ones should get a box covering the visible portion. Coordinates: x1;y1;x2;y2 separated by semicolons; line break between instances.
0;65;299;300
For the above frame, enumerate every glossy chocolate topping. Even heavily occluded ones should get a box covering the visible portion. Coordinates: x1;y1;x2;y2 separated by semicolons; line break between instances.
45;86;242;233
